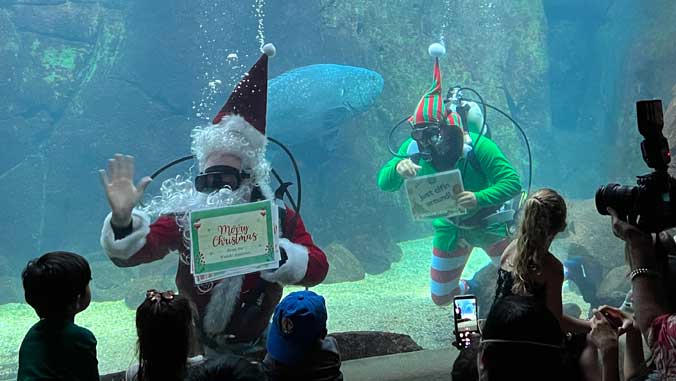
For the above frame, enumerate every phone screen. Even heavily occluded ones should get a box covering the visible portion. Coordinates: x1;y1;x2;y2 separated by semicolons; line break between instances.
453;295;479;348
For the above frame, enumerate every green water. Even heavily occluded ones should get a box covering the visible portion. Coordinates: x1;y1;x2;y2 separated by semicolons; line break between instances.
0;237;586;379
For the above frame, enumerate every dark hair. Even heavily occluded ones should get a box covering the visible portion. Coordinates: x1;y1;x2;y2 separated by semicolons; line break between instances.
136;292;196;381
451;341;479;381
22;251;92;318
185;355;267;381
481;295;564;381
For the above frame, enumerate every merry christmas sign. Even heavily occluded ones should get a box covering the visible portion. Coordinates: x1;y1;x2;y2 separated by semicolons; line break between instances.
189;200;281;284
405;169;467;220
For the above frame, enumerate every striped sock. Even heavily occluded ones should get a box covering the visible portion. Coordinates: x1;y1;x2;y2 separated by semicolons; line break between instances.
430;246;471;306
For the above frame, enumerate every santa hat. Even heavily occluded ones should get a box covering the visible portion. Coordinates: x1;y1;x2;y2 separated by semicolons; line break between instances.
409;43;447;127
191;43;277;171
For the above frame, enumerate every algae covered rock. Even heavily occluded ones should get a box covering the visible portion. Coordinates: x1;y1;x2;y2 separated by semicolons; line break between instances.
596;265;631;308
552;198;625;272
329;331;422;361
323;242;366;284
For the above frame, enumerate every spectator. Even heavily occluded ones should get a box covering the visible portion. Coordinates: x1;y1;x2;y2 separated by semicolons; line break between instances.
185;355;267;381
495;189;612;379
495;188;590;334
127;290;204;381
608;207;676;378
18;251;99;381
262;290;342;381
478;295;565;381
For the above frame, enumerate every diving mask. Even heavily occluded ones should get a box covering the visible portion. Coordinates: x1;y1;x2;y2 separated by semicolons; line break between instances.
411;123;442;145
195;165;250;193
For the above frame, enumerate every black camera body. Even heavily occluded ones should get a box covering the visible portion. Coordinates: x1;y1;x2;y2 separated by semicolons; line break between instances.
596;100;676;232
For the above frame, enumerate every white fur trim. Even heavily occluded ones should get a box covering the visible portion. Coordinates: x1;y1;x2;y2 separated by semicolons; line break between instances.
262;43;276;57
100;210;151;260
203;275;244;336
428;42;446;57
191;115;267;171
260;238;309;285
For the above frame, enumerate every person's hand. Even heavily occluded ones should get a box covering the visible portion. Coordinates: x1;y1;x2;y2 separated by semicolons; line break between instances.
607;207;652;247
98;154;152;227
396;159;421;178
457;191;478;210
598;305;637;335
452;331;481;350
590;309;619;352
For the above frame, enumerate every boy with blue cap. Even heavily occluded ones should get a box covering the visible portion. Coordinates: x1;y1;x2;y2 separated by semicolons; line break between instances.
262;290;343;381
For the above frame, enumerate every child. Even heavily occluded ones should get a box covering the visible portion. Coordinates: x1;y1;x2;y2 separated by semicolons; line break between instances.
18;251;99;381
262;290;343;381
127;289;204;381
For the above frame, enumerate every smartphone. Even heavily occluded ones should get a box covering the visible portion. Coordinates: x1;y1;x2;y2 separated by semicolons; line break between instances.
453;294;479;349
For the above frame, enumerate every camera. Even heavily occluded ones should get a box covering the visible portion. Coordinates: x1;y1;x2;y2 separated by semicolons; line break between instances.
595;100;676;232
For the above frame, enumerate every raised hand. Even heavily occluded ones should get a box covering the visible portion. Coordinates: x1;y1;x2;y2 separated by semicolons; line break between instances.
396;159;422;178
98;154;152;227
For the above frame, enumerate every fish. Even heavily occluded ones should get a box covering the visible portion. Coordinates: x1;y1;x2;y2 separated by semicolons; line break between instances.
266;64;384;157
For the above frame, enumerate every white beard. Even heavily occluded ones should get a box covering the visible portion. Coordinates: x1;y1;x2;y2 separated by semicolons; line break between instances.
139;175;260;247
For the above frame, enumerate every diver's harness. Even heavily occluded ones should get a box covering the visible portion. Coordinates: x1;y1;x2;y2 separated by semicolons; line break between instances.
388;86;532;232
147;137;305;347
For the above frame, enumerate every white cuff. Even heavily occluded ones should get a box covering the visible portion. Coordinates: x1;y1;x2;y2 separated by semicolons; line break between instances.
260;238;309;285
100;210;151;260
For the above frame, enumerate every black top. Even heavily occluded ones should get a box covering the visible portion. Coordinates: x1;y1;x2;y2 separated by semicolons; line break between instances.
493;268;547;305
262;336;343;381
18;319;99;381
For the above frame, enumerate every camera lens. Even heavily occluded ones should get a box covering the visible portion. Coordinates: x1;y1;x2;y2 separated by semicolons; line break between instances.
595;183;639;216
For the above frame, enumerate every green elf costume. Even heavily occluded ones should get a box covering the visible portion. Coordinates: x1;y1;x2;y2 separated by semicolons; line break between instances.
377;43;521;306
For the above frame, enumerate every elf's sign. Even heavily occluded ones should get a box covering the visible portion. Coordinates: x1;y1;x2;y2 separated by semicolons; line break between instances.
405;169;467;220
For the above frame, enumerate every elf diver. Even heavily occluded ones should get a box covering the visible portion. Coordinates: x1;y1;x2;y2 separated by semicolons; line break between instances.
377;43;522;306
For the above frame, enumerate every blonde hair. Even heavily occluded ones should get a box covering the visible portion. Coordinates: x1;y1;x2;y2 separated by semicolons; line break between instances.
511;188;567;295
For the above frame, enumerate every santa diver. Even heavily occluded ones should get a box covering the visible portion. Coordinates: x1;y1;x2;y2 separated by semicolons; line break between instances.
99;43;329;355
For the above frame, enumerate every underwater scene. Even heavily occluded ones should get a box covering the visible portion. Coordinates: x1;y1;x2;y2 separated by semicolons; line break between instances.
1;0;676;379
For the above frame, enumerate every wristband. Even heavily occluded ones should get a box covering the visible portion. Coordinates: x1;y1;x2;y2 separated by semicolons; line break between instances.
628;267;660;281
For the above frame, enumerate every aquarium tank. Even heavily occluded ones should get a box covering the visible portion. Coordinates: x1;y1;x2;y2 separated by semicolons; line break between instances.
1;0;676;379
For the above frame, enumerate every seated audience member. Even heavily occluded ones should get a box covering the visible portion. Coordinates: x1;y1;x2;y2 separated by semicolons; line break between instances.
127;289;204;381
185;355;267;381
496;189;602;379
496;188;590;333
479;295;565;381
18;251;99;381
608;208;676;378
262;290;343;381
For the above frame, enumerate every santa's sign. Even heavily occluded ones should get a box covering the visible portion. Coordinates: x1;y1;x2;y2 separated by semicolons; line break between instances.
405;169;467;220
189;200;281;284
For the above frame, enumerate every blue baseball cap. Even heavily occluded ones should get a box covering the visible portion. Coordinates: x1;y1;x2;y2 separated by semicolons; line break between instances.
266;290;327;365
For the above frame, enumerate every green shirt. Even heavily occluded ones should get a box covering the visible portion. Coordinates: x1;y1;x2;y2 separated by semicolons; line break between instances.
18;318;99;381
377;133;521;227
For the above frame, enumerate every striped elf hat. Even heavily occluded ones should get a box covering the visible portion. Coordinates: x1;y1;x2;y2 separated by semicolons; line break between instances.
409;43;447;127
